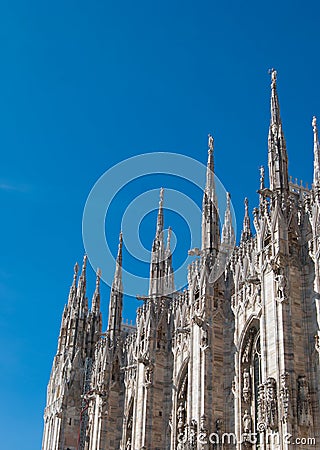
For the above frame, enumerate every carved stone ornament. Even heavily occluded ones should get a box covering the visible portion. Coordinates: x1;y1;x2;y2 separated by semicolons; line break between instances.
315;332;320;354
257;377;278;431
243;409;252;433
242;368;251;403
280;371;290;423
189;419;197;449
297;376;312;427
275;269;288;302
177;402;186;433
144;365;153;385
215;417;223;433
199;415;209;450
201;328;209;349
126;437;132;449
257;383;266;432
265;377;278;430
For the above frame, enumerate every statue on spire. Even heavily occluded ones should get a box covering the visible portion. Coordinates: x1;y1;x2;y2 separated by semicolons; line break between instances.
241;197;252;242
244;197;249;215
267;68;289;194
208;134;214;154
269;67;277;85
159;187;164;206
81;254;88;273
312;115;320;188
96;268;101;286
312;116;318;135
259;166;265;190
73;262;79;279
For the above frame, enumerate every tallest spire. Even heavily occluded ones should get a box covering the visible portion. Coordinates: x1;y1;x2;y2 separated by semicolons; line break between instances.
113;231;123;290
206;134;215;192
149;188;166;296
270;68;281;125
107;231;123;344
156;187;164;236
201;134;220;253
267;69;289;194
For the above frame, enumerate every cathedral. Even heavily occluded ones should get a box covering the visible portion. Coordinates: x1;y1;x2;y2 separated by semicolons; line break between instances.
42;70;320;449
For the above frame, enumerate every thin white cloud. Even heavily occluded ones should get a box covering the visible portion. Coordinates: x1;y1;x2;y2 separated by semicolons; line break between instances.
0;183;29;192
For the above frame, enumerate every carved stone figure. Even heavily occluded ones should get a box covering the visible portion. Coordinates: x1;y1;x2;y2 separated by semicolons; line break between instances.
215;417;223;432
201;328;208;348
260;165;265;190
242;368;251;403
208;134;214;152
257;383;266;431
315;333;320;353
243;409;252;433
280;372;289;422
254;284;261;305
200;414;207;433
145;365;153;385
177;402;185;432
265;378;277;430
297;376;312;426
189;419;197;449
275;270;287;301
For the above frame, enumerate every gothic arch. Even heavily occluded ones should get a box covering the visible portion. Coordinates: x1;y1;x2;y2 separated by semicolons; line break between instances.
175;357;189;390
238;315;260;352
238;318;261;445
175;358;189;446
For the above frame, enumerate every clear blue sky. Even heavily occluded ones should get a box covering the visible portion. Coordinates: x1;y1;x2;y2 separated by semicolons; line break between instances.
1;1;319;448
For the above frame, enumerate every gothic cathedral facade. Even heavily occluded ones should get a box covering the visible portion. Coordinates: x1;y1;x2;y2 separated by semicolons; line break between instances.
42;71;320;449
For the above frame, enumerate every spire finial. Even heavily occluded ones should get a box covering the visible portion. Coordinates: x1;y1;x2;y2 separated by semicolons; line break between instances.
267;68;289;193
205;134;215;194
112;230;123;293
312;116;320;187
244;197;249;214
208;134;214;155
241;197;252;242
159;187;164;206
156;188;164;236
202;134;219;252
81;255;87;273
313;116;318;141
73;262;79;281
108;233;124;340
269;67;277;86
117;231;123;265
269;68;280;126
259;166;265;190
96;268;101;287
68;261;79;304
221;191;235;247
91;267;102;313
